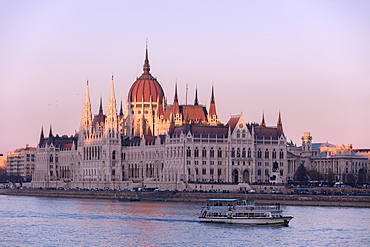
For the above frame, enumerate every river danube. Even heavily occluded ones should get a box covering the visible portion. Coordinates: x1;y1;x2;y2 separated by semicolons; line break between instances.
0;195;369;246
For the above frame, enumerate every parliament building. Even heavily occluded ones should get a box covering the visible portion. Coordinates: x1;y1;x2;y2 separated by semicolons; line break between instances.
31;47;368;190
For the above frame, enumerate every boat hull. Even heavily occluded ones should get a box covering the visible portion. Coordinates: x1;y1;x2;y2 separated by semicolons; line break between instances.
199;216;293;226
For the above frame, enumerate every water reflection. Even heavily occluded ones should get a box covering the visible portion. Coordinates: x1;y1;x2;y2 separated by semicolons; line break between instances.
0;195;369;246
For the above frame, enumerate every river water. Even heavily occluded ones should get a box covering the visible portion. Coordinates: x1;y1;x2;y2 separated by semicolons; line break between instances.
0;195;369;247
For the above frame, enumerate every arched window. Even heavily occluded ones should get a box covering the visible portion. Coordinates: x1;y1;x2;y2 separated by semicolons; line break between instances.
218;148;222;158
202;147;207;158
265;149;269;159
210;147;214;158
242;148;246;158
257;149;262;158
280;149;284;159
231;148;235;157
112;150;116;160
272;149;276;159
194;147;199;157
237;148;241;157
236;130;240;138
187;147;191;157
248;148;251;158
49;155;53;163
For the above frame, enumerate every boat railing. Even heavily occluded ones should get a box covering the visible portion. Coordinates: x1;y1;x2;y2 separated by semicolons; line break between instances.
234;205;280;211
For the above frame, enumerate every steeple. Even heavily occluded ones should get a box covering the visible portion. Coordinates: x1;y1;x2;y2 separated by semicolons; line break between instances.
261;112;266;126
49;125;53;138
105;75;118;135
194;87;199;106
143;41;150;74
39;126;44;147
277;111;284;135
173;83;180;115
80;80;92;132
208;85;218;125
119;100;124;116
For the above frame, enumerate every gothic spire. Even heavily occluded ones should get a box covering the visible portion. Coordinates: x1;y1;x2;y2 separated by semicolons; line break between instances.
208;85;218;125
80;80;92;132
173;83;180;115
119;100;124;116
105;75;118;134
261;112;266;126
277;110;284;135
194;87;199;106
39;125;44;146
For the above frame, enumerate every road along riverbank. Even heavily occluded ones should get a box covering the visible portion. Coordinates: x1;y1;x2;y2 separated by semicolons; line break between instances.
1;189;369;207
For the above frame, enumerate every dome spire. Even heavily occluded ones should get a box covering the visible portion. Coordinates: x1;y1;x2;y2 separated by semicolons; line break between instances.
143;39;150;74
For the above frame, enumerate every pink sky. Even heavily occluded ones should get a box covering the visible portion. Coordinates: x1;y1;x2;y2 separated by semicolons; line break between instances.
1;1;369;154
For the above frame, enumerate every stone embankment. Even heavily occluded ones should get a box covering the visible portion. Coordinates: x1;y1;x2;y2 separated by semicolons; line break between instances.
1;189;370;207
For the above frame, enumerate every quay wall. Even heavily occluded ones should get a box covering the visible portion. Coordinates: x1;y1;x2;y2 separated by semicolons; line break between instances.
1;189;370;207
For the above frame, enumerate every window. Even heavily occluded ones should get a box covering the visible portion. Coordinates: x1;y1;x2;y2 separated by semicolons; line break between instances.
218;148;222;158
242;148;246;158
265;149;269;159
265;169;269;176
49;155;53;163
237;148;241;157
218;169;222;176
210;168;214;175
257;149;262;158
242;130;246;138
210;147;214;158
257;169;261;176
187;147;191;157
196;168;199;175
280;149;284;159
272;149;276;159
237;130;240;138
231;148;235;157
194;147;199;157
112;150;116;160
202;169;206;175
248;148;251;158
202;147;207;158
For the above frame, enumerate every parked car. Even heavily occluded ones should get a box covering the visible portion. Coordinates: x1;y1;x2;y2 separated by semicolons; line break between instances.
271;190;283;194
259;190;267;194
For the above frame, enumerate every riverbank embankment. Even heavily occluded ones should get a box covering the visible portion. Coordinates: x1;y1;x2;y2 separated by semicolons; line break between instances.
1;189;369;207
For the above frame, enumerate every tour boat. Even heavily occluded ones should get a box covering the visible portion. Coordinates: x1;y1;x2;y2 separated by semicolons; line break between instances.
199;199;293;226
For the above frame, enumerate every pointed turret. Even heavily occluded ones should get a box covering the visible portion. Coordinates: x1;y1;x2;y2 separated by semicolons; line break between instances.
208;85;218;125
39;126;44;147
277;111;284;135
49;125;53;137
173;83;180;115
119;100;124;117
105;75;118;135
194;87;199;106
80;80;93;133
261;112;266;126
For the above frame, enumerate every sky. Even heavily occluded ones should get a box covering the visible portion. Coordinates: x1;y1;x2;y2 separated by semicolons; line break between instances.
0;0;369;154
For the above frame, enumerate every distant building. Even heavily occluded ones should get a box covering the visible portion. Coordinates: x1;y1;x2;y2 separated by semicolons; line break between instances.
0;153;7;170
32;47;290;190
288;132;369;185
6;145;37;181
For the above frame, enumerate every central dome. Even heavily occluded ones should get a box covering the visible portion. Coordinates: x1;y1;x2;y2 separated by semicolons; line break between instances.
128;48;165;103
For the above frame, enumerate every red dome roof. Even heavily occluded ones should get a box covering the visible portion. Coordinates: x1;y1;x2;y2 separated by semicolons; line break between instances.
128;48;165;103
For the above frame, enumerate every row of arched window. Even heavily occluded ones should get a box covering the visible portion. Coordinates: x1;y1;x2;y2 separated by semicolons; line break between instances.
256;148;284;159
186;147;223;158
